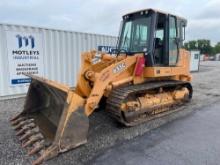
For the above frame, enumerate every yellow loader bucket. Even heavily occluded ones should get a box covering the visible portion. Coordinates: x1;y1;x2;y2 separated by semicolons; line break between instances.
10;75;89;165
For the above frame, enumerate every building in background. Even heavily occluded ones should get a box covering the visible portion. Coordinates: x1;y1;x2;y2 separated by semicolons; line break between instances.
200;54;205;61
215;53;220;61
0;23;117;100
190;50;200;72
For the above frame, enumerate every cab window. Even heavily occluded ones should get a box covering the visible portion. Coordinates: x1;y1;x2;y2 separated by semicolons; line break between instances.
169;16;178;66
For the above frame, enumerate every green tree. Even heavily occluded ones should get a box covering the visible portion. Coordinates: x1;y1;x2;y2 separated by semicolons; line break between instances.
213;42;220;54
184;40;197;50
197;39;212;54
184;39;213;55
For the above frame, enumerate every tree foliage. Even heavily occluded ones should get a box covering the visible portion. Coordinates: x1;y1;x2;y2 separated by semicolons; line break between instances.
184;39;213;54
213;42;220;54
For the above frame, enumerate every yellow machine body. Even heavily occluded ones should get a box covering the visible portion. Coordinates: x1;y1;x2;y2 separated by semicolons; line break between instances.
10;9;192;164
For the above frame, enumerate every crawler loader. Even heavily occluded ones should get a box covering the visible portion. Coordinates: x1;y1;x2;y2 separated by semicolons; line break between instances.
10;9;192;164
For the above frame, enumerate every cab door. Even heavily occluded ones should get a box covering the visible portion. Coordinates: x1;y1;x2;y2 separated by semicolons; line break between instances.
168;16;179;66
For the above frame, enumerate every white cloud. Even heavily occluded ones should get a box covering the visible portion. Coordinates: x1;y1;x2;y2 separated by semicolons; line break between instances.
49;15;73;23
0;0;219;43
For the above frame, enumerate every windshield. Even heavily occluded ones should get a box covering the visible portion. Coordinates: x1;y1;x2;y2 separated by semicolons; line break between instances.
118;16;151;53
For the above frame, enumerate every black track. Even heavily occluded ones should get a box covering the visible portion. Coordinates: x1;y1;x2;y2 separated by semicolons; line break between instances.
106;80;193;126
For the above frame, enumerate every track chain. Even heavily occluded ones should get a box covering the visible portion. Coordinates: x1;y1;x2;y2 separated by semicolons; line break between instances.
106;80;192;126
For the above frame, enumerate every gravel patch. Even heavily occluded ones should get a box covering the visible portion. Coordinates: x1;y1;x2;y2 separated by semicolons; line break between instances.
1;61;220;165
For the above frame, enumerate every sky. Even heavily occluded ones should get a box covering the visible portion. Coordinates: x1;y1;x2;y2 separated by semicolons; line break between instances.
0;0;219;45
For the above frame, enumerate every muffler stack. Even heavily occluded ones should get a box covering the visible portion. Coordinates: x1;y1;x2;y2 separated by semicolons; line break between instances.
10;75;89;164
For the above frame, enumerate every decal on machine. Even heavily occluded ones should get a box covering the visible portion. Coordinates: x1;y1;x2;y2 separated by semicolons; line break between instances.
113;63;126;74
99;70;110;82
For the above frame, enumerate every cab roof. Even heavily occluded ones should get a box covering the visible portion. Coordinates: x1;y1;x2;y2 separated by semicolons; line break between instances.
123;8;187;22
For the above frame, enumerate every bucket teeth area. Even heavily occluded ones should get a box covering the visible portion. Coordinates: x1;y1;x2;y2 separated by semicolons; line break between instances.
28;140;45;155
10;88;89;165
11;117;25;126
10;113;22;122
13;119;34;130
10;115;48;164
32;154;45;165
19;127;40;141
22;133;44;148
16;123;36;136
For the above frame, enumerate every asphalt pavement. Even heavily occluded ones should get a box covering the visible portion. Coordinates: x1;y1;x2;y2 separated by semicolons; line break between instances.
90;102;220;165
1;61;220;165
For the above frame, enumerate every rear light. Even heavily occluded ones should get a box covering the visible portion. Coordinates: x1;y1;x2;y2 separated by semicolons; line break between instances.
135;56;145;76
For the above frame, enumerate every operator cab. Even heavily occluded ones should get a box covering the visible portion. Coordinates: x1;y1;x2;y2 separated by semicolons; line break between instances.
117;9;187;67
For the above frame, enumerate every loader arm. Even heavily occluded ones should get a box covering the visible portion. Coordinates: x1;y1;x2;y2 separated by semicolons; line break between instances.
84;54;137;116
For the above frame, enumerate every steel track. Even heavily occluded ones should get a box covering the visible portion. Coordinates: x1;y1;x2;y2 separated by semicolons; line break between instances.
106;80;193;126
